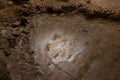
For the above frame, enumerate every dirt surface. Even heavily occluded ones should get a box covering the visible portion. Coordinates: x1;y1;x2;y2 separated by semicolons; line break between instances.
0;0;120;80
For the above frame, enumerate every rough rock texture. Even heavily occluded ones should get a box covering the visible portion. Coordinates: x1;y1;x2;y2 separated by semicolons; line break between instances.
0;0;120;80
30;0;120;20
32;15;120;80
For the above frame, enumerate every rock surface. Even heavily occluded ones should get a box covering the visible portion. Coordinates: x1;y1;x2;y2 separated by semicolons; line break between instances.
0;0;120;80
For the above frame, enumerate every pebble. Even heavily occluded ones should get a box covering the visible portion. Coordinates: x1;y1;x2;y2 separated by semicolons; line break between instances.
12;21;20;28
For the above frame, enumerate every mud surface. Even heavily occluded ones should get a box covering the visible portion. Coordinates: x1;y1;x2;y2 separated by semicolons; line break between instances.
0;0;120;80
